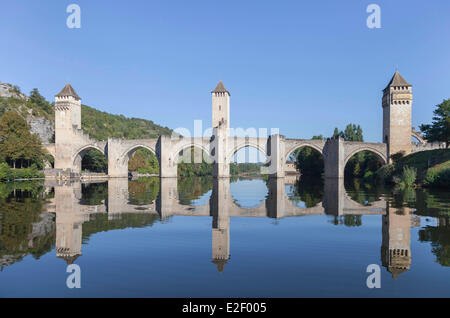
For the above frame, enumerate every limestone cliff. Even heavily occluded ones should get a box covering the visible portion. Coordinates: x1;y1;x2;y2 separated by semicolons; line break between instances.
0;82;54;143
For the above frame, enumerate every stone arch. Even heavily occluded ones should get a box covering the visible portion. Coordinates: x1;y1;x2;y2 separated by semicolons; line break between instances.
344;147;387;167
228;140;268;163
411;132;425;145
73;144;106;173
173;143;212;165
285;143;324;160
120;144;159;165
285;144;325;176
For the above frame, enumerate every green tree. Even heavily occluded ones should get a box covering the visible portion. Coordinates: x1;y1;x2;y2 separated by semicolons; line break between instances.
420;99;450;148
28;88;52;114
0;111;47;168
332;127;340;138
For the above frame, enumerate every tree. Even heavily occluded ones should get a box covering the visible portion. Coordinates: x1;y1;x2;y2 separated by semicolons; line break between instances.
332;128;340;138
420;99;450;148
28;88;52;114
0;111;47;168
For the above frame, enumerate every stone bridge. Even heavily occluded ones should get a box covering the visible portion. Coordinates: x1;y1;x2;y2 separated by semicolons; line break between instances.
44;74;445;179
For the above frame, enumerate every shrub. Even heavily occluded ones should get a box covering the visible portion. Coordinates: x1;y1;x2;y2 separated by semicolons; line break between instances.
424;167;450;188
394;166;417;188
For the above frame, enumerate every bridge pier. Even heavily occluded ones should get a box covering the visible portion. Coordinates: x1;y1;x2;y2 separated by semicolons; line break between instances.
107;138;129;178
158;135;178;178
324;137;345;179
268;134;285;178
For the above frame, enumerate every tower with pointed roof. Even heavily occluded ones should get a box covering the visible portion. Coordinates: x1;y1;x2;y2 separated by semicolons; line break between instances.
382;71;413;161
212;81;230;129
211;81;231;177
54;84;82;170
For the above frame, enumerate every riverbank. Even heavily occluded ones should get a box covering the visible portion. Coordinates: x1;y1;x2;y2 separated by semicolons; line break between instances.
0;163;44;181
375;149;450;188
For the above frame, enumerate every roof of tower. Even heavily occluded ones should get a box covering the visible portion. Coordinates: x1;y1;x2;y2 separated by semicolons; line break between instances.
212;258;228;272
212;81;230;95
55;84;81;101
384;71;412;90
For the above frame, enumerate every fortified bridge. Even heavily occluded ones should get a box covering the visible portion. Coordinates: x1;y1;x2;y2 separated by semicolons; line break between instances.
44;73;444;179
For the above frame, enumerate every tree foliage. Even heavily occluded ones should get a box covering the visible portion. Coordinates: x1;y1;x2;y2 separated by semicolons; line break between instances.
0;111;47;169
82;150;108;173
128;148;159;174
420;99;450;148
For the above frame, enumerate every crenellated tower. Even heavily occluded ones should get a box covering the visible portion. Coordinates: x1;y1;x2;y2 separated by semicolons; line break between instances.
382;71;413;162
212;81;230;129
54;84;82;170
211;81;231;178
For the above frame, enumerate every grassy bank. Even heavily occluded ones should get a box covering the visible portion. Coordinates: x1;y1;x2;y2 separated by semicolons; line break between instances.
375;149;450;188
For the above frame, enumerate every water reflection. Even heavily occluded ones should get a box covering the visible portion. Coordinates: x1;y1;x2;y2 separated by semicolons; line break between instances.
0;177;449;283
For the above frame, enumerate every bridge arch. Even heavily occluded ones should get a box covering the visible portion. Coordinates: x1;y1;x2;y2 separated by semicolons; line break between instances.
120;144;158;165
173;143;212;165
285;142;324;160
344;147;387;167
228;140;268;162
411;129;426;145
73;144;107;172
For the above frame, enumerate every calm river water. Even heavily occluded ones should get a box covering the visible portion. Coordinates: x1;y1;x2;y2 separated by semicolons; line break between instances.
0;176;449;297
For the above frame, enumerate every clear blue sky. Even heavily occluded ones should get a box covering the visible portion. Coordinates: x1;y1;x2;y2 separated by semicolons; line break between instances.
1;0;449;142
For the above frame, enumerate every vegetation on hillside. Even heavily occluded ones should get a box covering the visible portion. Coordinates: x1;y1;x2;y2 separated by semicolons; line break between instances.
80;105;172;141
0;86;173;142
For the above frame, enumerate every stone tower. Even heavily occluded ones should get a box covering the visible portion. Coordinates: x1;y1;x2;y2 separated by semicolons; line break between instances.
212;81;230;129
211;81;230;177
382;71;413;161
54;84;82;170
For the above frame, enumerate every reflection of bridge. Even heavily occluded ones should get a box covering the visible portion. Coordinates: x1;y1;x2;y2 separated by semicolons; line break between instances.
43;72;443;179
45;177;391;269
45;177;386;220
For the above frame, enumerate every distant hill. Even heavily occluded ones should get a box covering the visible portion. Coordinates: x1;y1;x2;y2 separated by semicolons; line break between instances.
0;82;172;143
